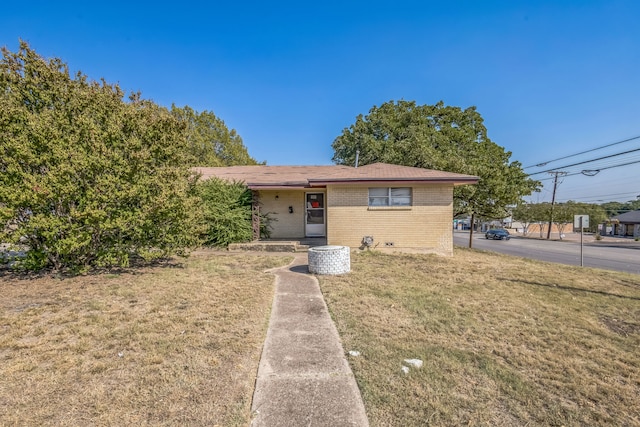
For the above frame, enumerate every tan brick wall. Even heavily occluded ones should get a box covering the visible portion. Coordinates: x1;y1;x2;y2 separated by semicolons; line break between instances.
257;190;306;238
326;184;454;255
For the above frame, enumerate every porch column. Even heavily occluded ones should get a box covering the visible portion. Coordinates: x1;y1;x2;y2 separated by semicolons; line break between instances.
252;190;260;241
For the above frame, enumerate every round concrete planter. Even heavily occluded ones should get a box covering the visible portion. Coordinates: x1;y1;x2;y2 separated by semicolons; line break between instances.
308;245;350;275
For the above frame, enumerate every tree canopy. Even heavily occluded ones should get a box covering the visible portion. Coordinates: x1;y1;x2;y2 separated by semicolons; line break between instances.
171;105;260;167
0;42;203;271
511;201;608;236
332;100;540;219
600;200;640;218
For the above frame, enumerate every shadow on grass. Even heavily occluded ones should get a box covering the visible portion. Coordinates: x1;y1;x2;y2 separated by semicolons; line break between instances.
0;256;185;281
502;277;640;301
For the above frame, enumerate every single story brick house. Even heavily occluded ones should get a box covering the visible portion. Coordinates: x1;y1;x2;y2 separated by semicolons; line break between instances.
609;210;640;237
195;162;478;255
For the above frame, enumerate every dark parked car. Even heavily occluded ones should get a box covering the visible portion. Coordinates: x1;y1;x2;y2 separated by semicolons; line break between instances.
485;229;510;240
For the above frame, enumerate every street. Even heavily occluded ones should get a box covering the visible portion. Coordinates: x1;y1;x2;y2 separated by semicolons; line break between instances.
453;231;640;275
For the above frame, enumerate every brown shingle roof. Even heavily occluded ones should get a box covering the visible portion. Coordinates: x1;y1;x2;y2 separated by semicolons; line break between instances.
194;162;479;189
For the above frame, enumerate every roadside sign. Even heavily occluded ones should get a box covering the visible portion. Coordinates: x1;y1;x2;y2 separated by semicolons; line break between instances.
574;215;589;229
574;215;589;267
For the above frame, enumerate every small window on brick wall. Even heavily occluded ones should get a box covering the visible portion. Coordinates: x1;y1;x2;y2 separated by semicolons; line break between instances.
368;187;412;206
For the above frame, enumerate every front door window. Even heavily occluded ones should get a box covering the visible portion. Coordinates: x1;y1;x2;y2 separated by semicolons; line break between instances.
305;193;325;236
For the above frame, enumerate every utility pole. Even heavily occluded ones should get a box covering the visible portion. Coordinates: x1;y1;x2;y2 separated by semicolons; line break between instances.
546;171;566;239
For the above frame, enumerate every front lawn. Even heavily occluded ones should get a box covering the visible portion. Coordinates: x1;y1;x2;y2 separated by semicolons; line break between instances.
320;249;640;426
0;251;291;426
2;247;638;426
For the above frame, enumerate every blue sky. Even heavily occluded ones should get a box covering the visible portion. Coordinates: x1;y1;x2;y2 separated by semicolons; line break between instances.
2;1;639;203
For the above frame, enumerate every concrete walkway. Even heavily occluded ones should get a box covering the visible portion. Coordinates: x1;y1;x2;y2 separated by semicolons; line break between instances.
250;254;369;427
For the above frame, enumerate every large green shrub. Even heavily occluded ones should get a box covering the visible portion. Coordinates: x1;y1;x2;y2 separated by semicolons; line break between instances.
0;42;203;272
197;178;272;247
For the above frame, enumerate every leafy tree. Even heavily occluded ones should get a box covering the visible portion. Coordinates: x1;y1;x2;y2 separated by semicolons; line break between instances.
0;41;203;272
564;201;607;234
332;100;540;246
171;105;260;167
545;201;608;238
197;178;273;246
516;202;608;238
530;203;552;238
600;199;640;217
600;201;625;217
552;204;574;239
511;203;538;236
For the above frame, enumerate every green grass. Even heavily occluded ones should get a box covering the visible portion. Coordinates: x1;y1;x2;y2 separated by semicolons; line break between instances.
319;248;640;426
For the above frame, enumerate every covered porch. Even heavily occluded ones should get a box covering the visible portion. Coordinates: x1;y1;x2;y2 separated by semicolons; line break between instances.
251;189;327;242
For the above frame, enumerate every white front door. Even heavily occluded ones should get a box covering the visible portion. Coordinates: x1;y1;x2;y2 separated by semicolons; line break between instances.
305;193;325;237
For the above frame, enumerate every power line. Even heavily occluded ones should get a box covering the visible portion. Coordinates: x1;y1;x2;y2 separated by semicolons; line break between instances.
559;175;640;193
534;158;640;182
526;137;640;205
524;134;640;169
579;154;640;173
563;158;640;178
557;190;640;203
530;160;640;204
528;147;640;176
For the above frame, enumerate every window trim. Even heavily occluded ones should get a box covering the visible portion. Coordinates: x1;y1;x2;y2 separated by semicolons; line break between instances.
368;187;412;208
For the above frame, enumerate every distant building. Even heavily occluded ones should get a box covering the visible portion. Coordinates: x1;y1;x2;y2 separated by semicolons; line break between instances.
609;210;640;237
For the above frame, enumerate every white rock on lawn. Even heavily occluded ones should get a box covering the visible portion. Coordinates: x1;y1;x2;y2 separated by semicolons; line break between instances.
403;358;423;369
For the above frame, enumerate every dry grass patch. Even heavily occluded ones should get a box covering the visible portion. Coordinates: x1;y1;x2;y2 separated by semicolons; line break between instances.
319;248;640;426
0;251;292;426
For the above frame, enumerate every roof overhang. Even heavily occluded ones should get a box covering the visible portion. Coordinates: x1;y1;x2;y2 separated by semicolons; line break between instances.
308;177;480;186
194;163;480;189
246;184;317;190
246;178;479;190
